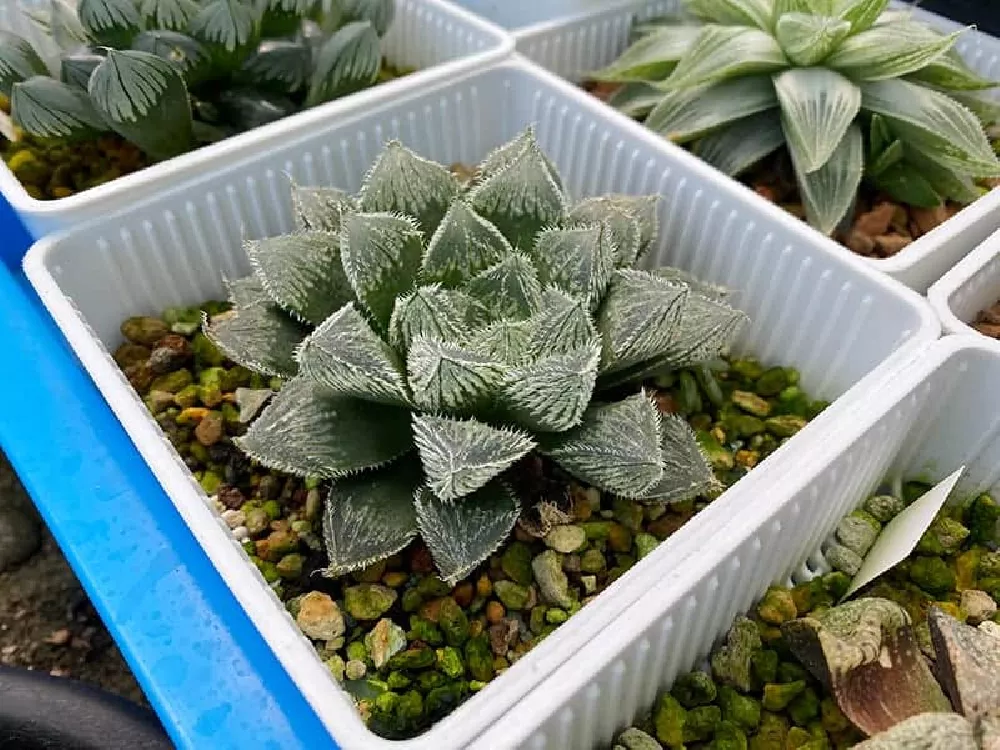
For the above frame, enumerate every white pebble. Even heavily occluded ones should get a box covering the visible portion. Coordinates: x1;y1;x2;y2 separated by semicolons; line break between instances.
232;526;249;541
221;509;246;529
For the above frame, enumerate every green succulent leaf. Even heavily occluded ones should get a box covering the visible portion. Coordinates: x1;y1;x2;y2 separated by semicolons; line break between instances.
306;20;380;107
501;341;602;433
0;32;48;97
469;319;534;365
422;198;511;287
774;13;851;66
645;74;778;144
88;49;194;161
866;138;905;177
257;0;311;37
826;21;960;81
131;30;212;87
224;274;269;308
77;0;142;48
588;25;700;83
388;285;476;352
296;303;409;406
592;194;661;258
474;127;564;191
464;253;543;322
527;288;599;359
289;183;354;232
684;0;772;29
651;267;731;300
469;136;566;251
867;112;893;156
11;76;106;140
902;150;980;204
189;0;260;71
240;40;312;94
943;90;1000;128
340;211;424;329
414;482;520;586
860;79;1000;176
139;0;200;31
792;121;864;235
30;0;90;51
596;269;689;375
202;300;310;377
607;81;667;119
568;199;642;268
662;25;787;90
320;460;421;577
870;161;942;208
774;0;835;16
236;376;412;479
406;337;506;416
540;392;665;498
638;414;719;503
60;49;106;90
411;415;535;503
774;68;861;173
834;0;889;34
340;0;395;36
358;140;459;235
694;109;786;176
531;223;615;310
907;52;999;91
246;231;354;326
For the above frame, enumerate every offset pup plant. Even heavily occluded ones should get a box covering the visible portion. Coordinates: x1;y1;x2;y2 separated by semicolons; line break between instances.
203;127;748;585
591;0;1000;247
0;0;397;196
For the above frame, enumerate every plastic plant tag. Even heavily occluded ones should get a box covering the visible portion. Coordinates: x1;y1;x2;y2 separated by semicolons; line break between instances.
842;465;966;600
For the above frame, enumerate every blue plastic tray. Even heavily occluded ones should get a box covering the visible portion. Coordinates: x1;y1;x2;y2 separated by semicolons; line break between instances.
0;201;333;749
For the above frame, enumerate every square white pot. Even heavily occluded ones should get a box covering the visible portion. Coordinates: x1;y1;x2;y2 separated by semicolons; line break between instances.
22;58;937;749
928;225;1000;339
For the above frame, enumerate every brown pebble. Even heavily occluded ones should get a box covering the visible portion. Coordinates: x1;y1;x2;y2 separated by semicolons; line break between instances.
647;513;690;540
194;411;225;446
854;201;895;237
911;205;950;236
46;629;71;646
654;392;679;414
890;205;910;233
453;582;474;608
419;598;443;623
754;184;777;202
217;485;246;510
125;363;154;392
409;545;434;574
843;230;875;256
486;601;505;624
148;334;192;374
874;234;912;257
475;575;492;599
469;618;485;638
489;619;520;656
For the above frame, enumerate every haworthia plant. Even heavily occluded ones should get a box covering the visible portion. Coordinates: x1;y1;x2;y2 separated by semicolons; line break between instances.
593;0;1000;235
3;0;396;162
204;128;749;584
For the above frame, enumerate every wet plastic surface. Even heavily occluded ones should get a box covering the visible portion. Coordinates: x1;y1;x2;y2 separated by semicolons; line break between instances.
0;199;332;749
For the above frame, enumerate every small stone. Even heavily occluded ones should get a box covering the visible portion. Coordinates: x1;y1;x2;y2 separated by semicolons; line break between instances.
928;606;1000;719
712;720;747;750
683;705;721;743
719;686;761;732
863;494;906;524
493;580;530;611
916;516;970;556
711;617;762;693
854;202;895;237
295;592;345;642
874;234;911;257
580;548;607;573
732;390;771;417
761;681;806;711
835;510;881;557
452;581;474;607
221;509;245;529
465;635;494;682
387;646;435;671
232;526;248;541
437;596;469;647
436;646;464;679
671;671;717;708
654;693;687;747
825;543;863;577
844;229;875;256
194;411;225;446
763;415;807;438
608;523;633;553
486;601;505;624
148;334;192;373
120;316;170;346
909;556;957;596
757;587;798;625
532;551;574;608
616;727;662;750
912;204;950;235
382;571;408;589
344;584;398;621
0;507;40;572
345;659;367;680
544;524;587;553
489;618;520;656
634;532;659;560
979;621;1000;640
245;507;269;536
612;497;645;532
581;575;597;594
501;541;534;586
276;553;303;578
364;618;407;669
965;494;1000;545
961;590;997;625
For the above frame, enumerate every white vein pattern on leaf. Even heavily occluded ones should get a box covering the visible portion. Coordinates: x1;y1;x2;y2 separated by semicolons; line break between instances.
80;0;139;31
464;252;543;321
201;305;307;378
422;199;511;284
502;341;602;433
532;223;615;308
389;285;468;351
411;415;535;502
224;274;270;308
291;183;354;232
470;318;534;365
406;336;506;415
568;199;642;267
528;287;598;359
641;413;720;503
195;0;253;51
358;140;458;230
96;53;172;121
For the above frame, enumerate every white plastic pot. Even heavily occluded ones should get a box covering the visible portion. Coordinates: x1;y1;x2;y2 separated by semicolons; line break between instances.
22;59;937;749
450;0;1000;294
472;336;1000;749
928;225;1000;338
0;0;513;239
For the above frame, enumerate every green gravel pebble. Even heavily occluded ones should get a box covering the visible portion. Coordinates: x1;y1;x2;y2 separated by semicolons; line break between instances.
501;542;535;586
671;670;717;708
344;584;398;621
493;580;531;611
654;694;686;747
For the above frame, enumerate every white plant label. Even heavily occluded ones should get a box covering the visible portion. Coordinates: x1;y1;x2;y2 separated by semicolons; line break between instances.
843;465;967;600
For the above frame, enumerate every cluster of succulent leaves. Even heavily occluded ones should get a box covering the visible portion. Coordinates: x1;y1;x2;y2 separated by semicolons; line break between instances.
0;0;394;161
203;128;749;585
593;0;1000;235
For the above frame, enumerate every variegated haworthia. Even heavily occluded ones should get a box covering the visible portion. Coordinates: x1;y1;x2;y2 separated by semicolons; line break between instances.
206;129;749;584
593;0;1000;235
4;0;395;163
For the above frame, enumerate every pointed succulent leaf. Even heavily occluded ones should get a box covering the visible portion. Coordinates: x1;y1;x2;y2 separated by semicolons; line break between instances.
224;274;270;308
188;0;260;71
239;39;312;94
464;253;543;321
474;127;563;191
321;460;421;577
202;302;309;377
406;337;506;416
531;224;615;310
568;198;642;268
131;31;213;87
694;109;786;177
139;0;199;31
296;303;409;406
662;25;787;90
596;269;689;374
527;287;599;359
684;0;772;29
907;53;999;91
388;285;474;352
411;414;535;502
599;194;660;258
60;48;107;90
414;482;520;586
234;387;273;423
306;20;380;107
88;50;194;161
607;81;667;119
259;0;314;37
835;0;889;33
469;319;534;365
469;137;566;251
290;183;354;233
36;0;90;51
774;68;861;174
868;112;893;155
871;162;941;208
906;151;982;205
235;376;412;478
638;414;718;503
0;32;48;97
246;231;354;326
860;79;1000;176
943;89;1000;128
340;211;424;329
501;341;601;433
793;122;864;235
540;392;665;498
358;140;459;235
651;267;731;299
422;198;511;287
588;26;700;83
77;0;142;48
645;74;778;144
11;76;106;140
340;0;396;36
774;13;851;66
826;22;960;81
866;138;905;177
